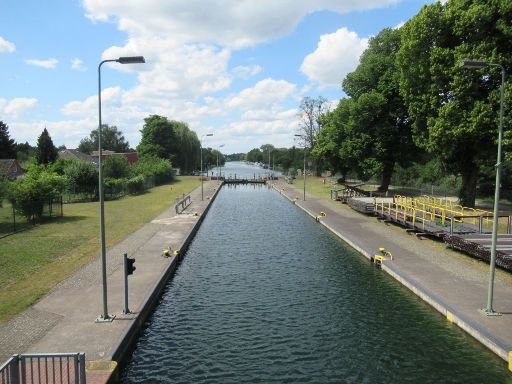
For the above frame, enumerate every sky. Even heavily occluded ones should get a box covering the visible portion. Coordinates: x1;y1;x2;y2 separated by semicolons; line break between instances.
0;0;437;154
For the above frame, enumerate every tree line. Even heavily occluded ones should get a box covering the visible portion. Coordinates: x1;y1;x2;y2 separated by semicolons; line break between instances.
311;0;511;207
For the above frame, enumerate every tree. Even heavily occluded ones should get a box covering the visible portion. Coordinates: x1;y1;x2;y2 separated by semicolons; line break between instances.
16;142;35;163
397;0;512;206
340;27;415;191
36;128;58;165
103;155;131;179
78;124;130;154
137;115;200;173
0;121;16;159
64;160;98;195
297;96;329;175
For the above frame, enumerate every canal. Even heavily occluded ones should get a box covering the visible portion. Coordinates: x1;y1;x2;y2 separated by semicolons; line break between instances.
122;163;511;383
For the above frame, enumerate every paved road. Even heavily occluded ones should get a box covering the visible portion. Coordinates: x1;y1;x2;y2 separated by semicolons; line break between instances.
271;179;512;367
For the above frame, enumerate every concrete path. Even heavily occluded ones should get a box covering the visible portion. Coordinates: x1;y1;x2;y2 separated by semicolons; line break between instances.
271;180;512;368
0;180;222;382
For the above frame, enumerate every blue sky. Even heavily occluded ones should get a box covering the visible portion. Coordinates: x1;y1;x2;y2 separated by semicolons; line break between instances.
0;0;436;154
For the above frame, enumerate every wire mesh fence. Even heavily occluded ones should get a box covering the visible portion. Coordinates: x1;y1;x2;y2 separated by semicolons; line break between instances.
0;197;63;238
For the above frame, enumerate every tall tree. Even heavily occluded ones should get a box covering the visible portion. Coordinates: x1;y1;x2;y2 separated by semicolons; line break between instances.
397;0;512;206
137;115;200;173
0;121;16;159
297;96;329;175
341;27;415;191
36;128;58;165
78;124;130;154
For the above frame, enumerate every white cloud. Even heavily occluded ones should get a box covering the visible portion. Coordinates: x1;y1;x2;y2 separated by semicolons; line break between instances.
301;27;368;88
25;58;59;69
0;36;16;53
0;98;38;117
226;78;297;110
83;0;400;48
71;58;87;71
393;21;405;29
232;65;263;80
9;119;97;148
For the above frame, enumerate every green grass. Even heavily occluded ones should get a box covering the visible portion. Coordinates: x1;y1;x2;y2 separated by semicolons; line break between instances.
287;175;340;199
0;176;200;323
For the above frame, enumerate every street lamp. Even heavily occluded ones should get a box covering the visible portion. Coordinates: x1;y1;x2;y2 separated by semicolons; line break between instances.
460;59;505;316
217;144;225;178
97;55;145;322
295;134;306;201
201;133;213;200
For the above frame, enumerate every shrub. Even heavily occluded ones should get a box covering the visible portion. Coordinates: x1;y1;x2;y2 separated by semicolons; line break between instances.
8;167;66;222
104;155;130;179
126;175;146;194
104;177;126;199
64;160;98;196
132;155;174;185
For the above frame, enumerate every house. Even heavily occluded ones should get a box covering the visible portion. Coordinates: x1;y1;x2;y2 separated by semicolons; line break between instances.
58;149;98;164
91;151;139;165
0;159;25;179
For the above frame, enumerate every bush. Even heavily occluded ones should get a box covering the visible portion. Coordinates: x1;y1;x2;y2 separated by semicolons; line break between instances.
8;167;66;222
132;155;174;185
104;177;126;199
104;155;131;179
126;175;146;194
64;160;98;196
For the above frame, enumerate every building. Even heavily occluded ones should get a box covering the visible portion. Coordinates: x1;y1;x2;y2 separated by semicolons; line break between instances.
90;151;139;165
58;149;98;164
0;159;25;180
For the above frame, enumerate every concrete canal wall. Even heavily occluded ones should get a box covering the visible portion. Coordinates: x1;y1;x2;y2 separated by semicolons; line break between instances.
272;181;512;370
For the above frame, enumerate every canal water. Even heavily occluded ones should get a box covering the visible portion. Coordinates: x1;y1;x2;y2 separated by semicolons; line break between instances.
122;164;511;383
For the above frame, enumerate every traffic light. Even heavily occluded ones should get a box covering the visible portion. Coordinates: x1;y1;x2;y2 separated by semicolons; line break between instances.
126;257;136;275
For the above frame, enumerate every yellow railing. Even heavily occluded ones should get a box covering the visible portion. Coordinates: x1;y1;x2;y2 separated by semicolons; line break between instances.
372;195;499;233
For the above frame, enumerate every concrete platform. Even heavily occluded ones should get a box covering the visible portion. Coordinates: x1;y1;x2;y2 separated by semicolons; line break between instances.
271;180;512;370
0;180;222;383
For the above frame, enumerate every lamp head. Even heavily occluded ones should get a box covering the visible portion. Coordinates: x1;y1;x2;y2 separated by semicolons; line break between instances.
460;60;488;69
206;133;213;137
117;56;145;64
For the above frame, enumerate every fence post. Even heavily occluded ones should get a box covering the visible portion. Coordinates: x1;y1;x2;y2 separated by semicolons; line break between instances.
479;216;484;234
9;355;20;384
79;353;86;384
508;216;512;235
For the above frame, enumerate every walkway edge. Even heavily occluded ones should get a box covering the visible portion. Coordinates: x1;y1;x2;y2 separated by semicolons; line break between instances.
107;183;223;382
272;184;512;366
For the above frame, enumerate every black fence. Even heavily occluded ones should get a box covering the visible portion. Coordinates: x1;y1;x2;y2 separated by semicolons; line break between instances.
0;197;63;237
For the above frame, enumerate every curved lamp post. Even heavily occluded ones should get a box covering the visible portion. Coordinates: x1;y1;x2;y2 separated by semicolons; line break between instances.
295;134;307;201
460;59;505;316
97;56;145;322
201;133;213;200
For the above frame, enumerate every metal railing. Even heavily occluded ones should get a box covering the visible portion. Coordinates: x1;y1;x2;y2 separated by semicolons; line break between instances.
175;194;191;214
0;353;86;384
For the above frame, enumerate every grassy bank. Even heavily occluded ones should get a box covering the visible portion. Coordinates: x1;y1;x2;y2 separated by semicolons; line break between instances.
0;176;200;323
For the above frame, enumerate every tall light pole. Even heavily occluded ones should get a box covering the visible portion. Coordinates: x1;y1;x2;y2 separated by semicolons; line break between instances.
201;133;213;200
217;144;225;178
295;134;306;201
97;56;145;322
460;59;505;316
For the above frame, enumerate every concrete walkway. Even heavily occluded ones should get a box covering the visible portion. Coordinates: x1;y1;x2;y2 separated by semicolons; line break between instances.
271;179;512;369
0;180;222;383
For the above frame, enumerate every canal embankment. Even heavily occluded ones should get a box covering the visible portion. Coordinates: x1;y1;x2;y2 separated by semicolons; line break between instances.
271;179;512;370
0;180;222;384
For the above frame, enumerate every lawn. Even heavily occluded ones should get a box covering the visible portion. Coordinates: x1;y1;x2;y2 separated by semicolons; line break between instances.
287;175;340;199
0;176;200;323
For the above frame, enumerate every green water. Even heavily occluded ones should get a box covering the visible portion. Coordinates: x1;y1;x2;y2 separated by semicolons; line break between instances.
122;180;511;383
